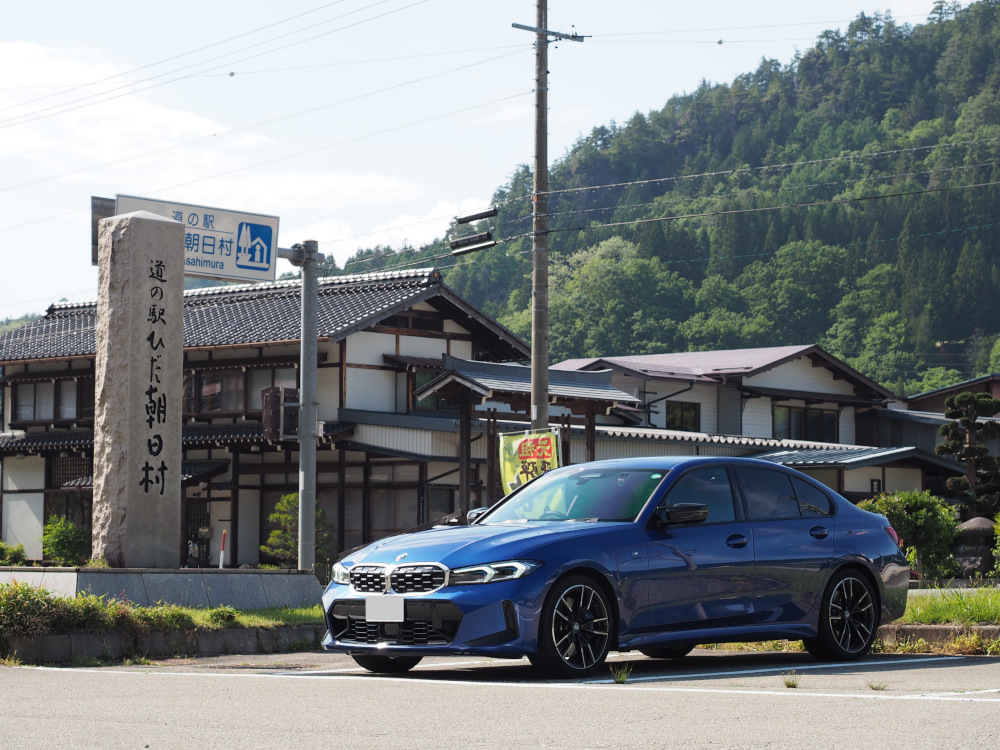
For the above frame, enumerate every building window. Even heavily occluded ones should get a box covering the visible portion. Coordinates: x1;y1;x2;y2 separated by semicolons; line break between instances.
14;382;54;421
665;401;700;432
183;366;297;415
412;368;459;412
773;405;838;442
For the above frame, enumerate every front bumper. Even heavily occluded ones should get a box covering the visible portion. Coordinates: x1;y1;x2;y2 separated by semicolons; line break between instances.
321;580;545;658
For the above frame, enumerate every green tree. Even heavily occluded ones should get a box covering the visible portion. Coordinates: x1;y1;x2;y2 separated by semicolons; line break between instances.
259;493;337;570
936;391;1000;516
859;491;958;578
42;516;90;567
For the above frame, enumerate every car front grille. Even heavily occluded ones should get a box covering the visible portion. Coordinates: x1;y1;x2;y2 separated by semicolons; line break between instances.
350;565;387;593
329;599;463;646
390;565;447;594
349;563;447;594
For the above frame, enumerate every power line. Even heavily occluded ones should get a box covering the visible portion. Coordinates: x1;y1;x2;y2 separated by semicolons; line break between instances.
0;1;353;115
0;48;528;195
0;0;428;130
0;91;532;235
545;180;1000;237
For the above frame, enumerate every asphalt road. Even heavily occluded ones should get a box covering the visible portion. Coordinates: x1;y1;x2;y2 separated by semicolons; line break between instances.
2;650;998;750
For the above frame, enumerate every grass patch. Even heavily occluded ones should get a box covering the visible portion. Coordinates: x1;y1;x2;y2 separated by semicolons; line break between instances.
609;662;633;684
700;640;805;652
782;671;799;688
1;581;324;655
901;588;1000;625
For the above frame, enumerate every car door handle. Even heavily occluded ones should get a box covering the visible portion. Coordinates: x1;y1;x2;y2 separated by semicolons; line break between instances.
809;526;829;539
726;534;748;548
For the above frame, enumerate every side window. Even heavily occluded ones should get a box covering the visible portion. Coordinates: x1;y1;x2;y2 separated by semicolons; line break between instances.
662;467;736;523
738;467;800;520
792;477;834;517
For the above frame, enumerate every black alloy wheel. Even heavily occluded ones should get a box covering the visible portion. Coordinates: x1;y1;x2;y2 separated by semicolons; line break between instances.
804;569;878;661
530;575;612;678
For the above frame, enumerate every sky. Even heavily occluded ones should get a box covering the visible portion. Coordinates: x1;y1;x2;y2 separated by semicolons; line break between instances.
0;0;941;320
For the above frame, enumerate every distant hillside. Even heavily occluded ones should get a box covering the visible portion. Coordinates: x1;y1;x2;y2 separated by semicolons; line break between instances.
329;1;1000;396
1;313;42;335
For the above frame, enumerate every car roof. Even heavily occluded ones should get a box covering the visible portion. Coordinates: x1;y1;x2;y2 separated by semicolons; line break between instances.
565;456;785;471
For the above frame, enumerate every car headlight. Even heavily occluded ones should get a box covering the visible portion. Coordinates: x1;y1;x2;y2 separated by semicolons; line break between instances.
448;560;541;585
331;561;351;585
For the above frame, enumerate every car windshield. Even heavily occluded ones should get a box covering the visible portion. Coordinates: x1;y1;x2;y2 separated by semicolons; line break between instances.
481;467;669;524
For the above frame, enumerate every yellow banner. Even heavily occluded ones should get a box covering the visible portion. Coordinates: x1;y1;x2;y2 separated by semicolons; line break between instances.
499;431;560;495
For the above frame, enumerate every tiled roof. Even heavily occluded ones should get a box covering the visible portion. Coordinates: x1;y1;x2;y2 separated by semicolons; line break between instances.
0;269;527;363
62;460;230;488
416;355;640;406
754;446;960;472
0;421;354;455
554;345;893;400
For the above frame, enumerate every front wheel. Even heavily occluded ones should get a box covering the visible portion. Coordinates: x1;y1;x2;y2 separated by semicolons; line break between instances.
351;654;423;673
803;569;878;661
530;575;613;678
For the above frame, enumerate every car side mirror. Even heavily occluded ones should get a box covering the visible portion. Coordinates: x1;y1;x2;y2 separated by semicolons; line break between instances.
653;503;710;527
466;507;490;524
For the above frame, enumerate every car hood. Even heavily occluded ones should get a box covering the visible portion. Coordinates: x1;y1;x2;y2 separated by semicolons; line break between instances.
344;521;623;568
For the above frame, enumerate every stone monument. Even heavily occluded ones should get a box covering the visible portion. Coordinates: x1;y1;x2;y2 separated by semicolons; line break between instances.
92;211;184;568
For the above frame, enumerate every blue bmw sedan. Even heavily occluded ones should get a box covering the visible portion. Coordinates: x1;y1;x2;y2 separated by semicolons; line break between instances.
321;456;909;678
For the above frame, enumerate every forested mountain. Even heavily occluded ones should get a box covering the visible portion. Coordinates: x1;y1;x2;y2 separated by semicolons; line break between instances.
329;0;1000;397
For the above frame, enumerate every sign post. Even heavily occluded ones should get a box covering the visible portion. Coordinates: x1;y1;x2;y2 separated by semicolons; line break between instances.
115;195;280;283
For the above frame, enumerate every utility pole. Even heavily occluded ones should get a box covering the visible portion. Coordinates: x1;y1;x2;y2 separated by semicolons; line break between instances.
513;3;584;431
278;241;322;572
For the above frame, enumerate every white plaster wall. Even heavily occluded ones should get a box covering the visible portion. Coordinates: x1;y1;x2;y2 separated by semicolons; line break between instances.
844;466;882;493
886;467;922;492
742;398;773;438
317;368;340;421
399;335;447;358
2;494;44;559
449;341;473;359
347;331;396;366
744;358;857;395
346;368;395;411
3;455;44;491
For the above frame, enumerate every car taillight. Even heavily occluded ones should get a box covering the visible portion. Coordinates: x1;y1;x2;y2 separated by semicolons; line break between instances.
884;526;900;547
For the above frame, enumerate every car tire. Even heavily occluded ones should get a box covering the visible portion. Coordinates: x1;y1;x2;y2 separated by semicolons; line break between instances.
350;654;423;673
803;569;879;662
530;575;613;678
638;645;694;660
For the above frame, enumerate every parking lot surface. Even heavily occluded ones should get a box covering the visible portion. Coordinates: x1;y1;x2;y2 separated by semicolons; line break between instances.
3;650;998;749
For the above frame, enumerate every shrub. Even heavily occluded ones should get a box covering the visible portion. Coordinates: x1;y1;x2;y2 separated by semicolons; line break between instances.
42;516;90;567
208;605;238;627
0;541;27;566
859;491;958;578
0;581;54;641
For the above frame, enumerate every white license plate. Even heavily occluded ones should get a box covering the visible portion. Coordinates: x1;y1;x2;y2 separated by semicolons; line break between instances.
365;595;405;622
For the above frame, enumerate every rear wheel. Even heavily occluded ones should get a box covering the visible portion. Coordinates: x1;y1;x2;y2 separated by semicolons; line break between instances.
803;569;878;661
350;654;423;673
638;645;694;660
530;575;613;678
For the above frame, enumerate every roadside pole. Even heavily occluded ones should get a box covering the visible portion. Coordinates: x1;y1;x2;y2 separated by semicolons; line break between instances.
279;241;321;572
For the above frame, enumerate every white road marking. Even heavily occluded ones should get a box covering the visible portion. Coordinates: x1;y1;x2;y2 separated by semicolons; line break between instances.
23;656;999;702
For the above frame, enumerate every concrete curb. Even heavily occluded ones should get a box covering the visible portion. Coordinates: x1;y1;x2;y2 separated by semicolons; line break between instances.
7;624;326;664
7;624;998;664
877;623;1000;647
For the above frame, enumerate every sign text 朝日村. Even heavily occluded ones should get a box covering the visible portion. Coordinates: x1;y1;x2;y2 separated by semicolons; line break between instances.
116;195;280;283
